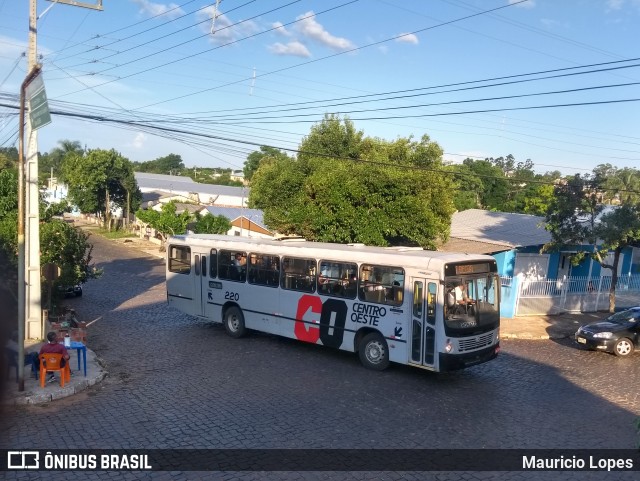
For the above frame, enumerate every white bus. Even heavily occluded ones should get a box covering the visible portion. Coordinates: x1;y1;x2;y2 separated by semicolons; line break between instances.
165;235;501;372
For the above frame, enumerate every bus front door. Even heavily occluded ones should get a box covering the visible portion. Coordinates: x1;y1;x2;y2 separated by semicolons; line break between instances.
409;279;437;369
192;251;208;317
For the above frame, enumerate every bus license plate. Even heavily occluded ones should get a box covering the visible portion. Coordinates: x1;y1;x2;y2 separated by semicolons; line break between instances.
577;337;586;344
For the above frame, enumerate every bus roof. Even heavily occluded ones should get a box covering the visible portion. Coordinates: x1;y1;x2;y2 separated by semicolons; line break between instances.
168;234;496;274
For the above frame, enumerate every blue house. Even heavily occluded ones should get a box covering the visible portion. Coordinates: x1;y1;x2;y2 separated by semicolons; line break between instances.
439;209;639;317
440;209;637;280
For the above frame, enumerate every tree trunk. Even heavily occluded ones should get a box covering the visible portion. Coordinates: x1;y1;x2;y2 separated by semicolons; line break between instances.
104;188;111;231
126;190;130;228
608;247;621;313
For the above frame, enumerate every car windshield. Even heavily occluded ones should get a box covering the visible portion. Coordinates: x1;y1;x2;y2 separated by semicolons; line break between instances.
605;309;640;325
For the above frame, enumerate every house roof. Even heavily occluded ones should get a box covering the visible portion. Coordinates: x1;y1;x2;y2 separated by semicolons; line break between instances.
141;190;173;206
173;203;203;215
202;206;269;232
135;172;247;198
439;209;551;254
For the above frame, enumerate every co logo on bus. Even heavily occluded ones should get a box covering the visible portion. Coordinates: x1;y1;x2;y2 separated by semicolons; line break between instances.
294;295;347;349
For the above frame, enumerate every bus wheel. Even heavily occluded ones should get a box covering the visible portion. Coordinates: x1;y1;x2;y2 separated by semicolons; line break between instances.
224;306;247;338
358;333;389;371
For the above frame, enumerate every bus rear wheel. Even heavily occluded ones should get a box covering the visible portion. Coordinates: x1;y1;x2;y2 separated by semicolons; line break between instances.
358;332;389;371
224;306;247;338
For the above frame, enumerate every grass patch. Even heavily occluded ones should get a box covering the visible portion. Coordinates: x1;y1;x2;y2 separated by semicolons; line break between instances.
94;228;138;239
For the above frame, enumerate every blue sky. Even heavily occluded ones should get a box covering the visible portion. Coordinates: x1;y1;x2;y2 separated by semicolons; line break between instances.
0;0;639;176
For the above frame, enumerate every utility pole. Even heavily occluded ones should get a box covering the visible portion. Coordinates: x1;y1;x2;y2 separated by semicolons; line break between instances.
16;0;103;390
18;65;42;392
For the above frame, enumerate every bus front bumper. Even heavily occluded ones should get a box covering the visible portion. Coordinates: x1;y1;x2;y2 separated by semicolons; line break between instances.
439;343;500;371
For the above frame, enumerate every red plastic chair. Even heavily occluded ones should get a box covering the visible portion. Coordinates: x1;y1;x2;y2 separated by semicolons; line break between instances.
39;353;71;388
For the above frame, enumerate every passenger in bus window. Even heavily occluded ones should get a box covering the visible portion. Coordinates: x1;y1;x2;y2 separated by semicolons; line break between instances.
233;253;246;281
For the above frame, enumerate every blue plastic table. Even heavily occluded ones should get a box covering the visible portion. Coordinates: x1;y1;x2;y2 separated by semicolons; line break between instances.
59;341;87;376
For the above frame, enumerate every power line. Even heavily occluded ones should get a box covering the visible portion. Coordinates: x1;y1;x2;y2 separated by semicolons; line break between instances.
183;81;640;122
215;97;640;124
52;0;307;96
4;100;640;195
44;0;201;60
176;57;640;117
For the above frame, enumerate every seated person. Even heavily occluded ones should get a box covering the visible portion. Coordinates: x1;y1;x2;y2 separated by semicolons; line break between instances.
454;284;474;305
39;331;70;383
5;331;39;379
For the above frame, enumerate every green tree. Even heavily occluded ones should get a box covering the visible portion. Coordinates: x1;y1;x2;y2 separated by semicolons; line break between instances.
40;220;101;290
243;146;291;182
0;168;18;260
249;116;455;248
450;162;484;211
0;147;18;170
63;149;140;230
39;139;83;183
461;158;510;210
134;153;185;174
192;212;231;234
135;202;191;250
0;168;98;309
544;173;640;312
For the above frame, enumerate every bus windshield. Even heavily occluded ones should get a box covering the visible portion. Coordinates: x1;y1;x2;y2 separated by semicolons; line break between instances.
444;275;499;332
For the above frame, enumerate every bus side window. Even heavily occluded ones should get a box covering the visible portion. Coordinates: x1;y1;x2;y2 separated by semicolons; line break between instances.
209;249;217;278
219;250;246;282
359;264;404;306
281;256;315;292
318;260;357;298
248;253;280;288
168;246;191;275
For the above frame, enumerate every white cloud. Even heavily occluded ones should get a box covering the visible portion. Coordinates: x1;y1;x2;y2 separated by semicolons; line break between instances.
395;33;419;45
508;0;536;8
272;21;292;37
131;132;148;149
378;45;389;54
196;7;259;45
294;11;355;51
606;0;624;9
0;35;27;57
268;41;311;58
131;0;185;19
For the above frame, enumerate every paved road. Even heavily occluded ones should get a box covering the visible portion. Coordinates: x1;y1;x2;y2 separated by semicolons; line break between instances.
2;233;639;481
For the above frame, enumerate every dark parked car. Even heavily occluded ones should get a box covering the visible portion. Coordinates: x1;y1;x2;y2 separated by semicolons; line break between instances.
58;285;83;298
575;307;640;357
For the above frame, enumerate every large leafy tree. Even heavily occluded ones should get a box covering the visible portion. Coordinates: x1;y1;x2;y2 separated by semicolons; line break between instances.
0;168;18;259
0;148;18;170
63;149;140;230
40;220;101;289
243;146;290;182
249;115;455;248
544;173;640;312
134;153;185;174
192;212;232;234
39;139;83;183
136;202;191;250
0;169;98;305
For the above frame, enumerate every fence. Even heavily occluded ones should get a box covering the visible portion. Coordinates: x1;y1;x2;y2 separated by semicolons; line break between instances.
500;274;640;317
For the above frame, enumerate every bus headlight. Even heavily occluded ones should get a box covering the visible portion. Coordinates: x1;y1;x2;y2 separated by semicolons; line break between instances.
444;341;453;353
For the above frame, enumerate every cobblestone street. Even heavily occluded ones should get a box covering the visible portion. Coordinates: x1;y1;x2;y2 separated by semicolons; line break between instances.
2;233;639;481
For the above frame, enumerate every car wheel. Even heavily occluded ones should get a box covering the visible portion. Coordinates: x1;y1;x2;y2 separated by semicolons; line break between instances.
224;306;247;339
358;332;390;371
613;338;634;357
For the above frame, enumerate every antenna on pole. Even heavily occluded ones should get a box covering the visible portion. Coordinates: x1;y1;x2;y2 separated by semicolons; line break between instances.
46;0;103;11
250;67;256;95
210;0;221;34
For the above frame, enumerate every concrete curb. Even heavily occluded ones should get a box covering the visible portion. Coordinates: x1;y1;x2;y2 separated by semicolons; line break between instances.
2;348;107;406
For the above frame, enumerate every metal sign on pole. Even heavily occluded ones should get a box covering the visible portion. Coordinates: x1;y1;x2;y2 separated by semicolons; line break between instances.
26;73;51;130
